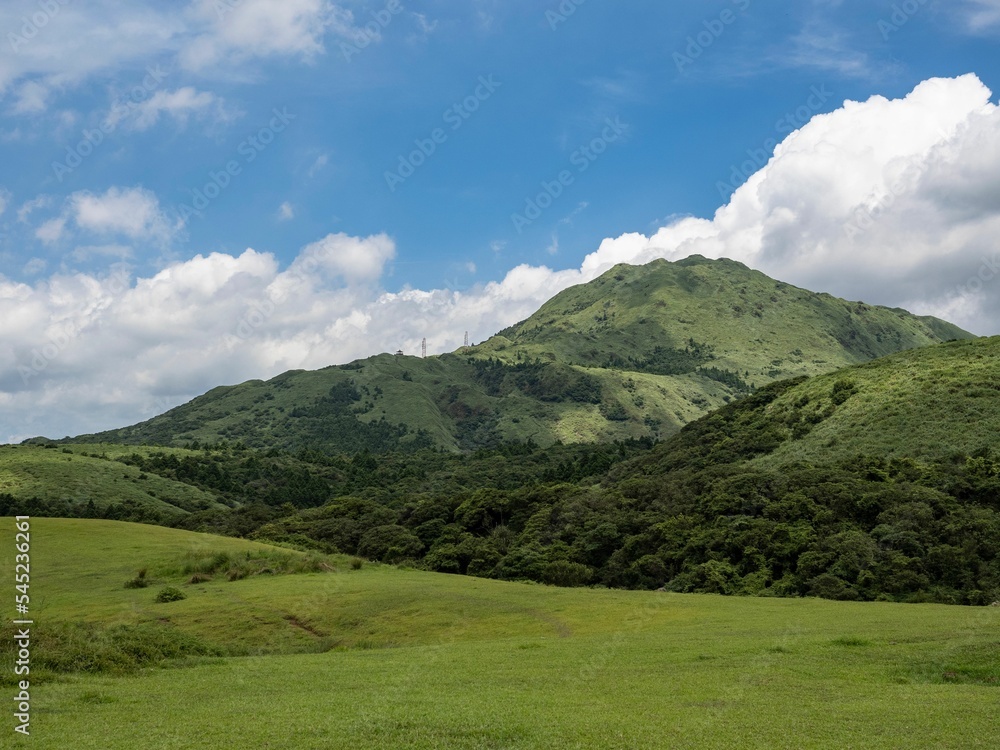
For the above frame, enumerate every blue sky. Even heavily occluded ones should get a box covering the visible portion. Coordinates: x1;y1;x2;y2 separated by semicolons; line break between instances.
2;0;1000;440
3;0;998;288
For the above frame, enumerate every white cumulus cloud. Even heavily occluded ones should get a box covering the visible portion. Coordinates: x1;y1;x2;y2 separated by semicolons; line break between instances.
295;232;396;283
576;74;1000;335
32;186;178;247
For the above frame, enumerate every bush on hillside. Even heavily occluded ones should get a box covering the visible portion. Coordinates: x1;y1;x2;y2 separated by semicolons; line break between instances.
155;587;186;603
124;568;151;589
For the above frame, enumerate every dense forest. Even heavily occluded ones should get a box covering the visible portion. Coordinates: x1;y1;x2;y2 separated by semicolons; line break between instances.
10;374;999;605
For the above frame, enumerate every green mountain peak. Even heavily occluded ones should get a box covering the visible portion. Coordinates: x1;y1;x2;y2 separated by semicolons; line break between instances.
57;257;973;453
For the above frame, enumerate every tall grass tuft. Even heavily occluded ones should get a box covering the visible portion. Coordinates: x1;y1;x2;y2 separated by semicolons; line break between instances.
123;568;151;589
173;548;334;583
0;620;222;684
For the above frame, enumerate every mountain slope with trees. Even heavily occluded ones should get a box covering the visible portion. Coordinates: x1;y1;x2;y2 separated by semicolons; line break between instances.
9;337;999;603
52;257;973;453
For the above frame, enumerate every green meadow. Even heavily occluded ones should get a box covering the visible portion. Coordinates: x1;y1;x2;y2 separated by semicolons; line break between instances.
1;518;997;749
0;444;226;517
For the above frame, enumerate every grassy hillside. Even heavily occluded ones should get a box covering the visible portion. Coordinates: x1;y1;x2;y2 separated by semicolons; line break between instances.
1;518;998;749
54;257;972;453
15;339;997;604
0;519;349;657
174;338;999;605
479;255;970;376
755;335;1000;463
11;339;999;605
576;336;1000;601
0;444;228;518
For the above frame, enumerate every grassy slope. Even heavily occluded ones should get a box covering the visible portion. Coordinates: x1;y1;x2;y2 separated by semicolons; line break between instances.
478;256;971;377
0;444;227;516
58;257;972;452
3;519;999;749
755;335;1000;464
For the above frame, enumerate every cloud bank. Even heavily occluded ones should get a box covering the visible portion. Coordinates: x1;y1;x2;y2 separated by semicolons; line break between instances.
2;74;999;442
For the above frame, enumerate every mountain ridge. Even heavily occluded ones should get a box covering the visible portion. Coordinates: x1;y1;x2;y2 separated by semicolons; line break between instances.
47;256;974;453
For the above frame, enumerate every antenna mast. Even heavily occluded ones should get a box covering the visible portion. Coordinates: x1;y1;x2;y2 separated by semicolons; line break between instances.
464;331;469;347
421;338;427;358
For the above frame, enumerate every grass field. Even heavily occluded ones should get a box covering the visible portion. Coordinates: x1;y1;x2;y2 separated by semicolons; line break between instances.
2;518;998;749
0;444;226;516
